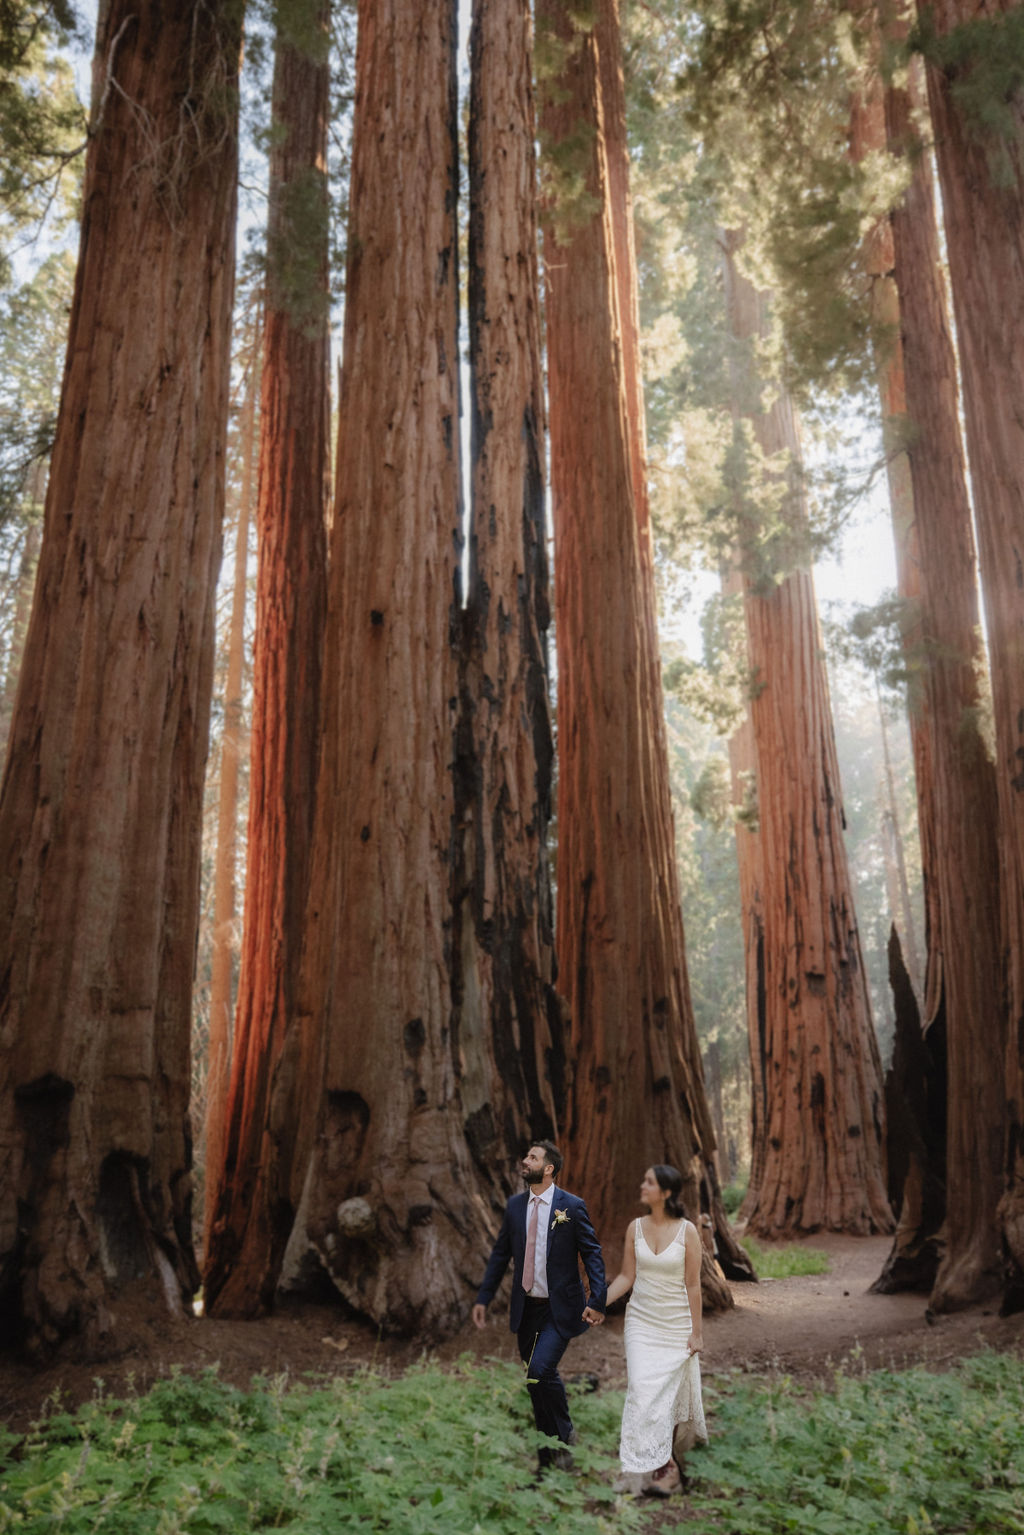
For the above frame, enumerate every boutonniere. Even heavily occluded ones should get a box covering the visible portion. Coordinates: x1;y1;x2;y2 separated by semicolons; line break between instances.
551;1209;571;1229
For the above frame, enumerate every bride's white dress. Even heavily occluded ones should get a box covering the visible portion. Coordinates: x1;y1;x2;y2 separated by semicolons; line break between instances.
619;1218;708;1473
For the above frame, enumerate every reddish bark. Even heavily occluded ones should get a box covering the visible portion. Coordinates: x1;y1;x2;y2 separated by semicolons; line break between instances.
539;0;741;1304
203;351;257;1258
722;241;892;1237
916;0;1024;1312
455;0;565;1190
204;4;330;1317
0;0;240;1351
273;0;511;1334
867;49;1005;1308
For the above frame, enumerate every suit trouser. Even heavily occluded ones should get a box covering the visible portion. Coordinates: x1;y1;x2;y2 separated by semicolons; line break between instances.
517;1297;573;1460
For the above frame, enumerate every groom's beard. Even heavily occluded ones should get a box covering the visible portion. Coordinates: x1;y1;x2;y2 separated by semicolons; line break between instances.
522;1168;545;1186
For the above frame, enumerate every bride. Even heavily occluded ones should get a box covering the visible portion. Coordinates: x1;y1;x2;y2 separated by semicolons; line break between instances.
605;1164;708;1496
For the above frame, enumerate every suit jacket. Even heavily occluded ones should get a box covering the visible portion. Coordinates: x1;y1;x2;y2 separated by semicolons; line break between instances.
475;1186;607;1338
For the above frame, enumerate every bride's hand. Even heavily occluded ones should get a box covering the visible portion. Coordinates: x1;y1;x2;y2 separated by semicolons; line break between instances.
687;1333;703;1355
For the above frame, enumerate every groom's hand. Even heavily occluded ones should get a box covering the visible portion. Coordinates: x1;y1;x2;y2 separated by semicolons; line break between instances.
471;1303;487;1330
582;1306;604;1326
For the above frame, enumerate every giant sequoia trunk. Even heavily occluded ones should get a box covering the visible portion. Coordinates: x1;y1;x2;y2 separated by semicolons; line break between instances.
454;0;565;1195
0;1;240;1351
203;4;330;1318
867;54;1004;1309
917;0;1024;1309
271;0;565;1334
723;241;892;1237
539;0;742;1303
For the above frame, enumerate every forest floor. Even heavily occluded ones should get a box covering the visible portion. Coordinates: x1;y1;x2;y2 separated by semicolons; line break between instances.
2;1232;1022;1434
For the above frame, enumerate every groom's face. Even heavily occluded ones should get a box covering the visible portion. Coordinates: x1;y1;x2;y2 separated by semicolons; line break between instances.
522;1146;551;1185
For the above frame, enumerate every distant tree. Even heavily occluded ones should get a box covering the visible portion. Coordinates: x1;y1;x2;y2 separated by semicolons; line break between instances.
205;0;330;1319
538;0;748;1296
0;1;85;280
0;252;74;752
722;240;892;1237
0;0;242;1351
202;324;259;1266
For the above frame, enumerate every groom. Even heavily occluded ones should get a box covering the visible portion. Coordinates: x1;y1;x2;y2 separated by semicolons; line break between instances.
472;1141;606;1468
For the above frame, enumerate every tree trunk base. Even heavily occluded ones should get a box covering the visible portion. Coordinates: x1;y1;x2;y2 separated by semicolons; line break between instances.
869;1238;941;1295
929;1249;1003;1314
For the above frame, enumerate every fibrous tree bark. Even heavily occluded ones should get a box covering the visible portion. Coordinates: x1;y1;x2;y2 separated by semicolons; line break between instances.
0;0;241;1351
722;239;892;1237
204;0;330;1319
454;0;565;1193
272;0;565;1334
539;0;746;1303
915;0;1024;1313
203;341;258;1259
857;46;1004;1308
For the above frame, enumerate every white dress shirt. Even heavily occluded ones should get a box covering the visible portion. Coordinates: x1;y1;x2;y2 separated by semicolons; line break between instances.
525;1183;556;1298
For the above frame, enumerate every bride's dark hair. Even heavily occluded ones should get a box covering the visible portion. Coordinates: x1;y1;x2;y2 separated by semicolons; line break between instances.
651;1164;686;1218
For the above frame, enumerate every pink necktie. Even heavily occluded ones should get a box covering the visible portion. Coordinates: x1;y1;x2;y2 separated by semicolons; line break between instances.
523;1196;540;1292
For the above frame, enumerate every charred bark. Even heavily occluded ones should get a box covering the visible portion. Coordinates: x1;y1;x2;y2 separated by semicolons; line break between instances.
203;3;330;1319
871;926;946;1293
0;0;241;1352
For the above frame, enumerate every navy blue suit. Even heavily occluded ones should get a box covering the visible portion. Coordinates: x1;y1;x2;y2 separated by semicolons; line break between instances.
476;1186;607;1461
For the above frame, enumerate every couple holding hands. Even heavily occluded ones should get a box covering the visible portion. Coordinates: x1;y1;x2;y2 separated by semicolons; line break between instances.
472;1140;707;1496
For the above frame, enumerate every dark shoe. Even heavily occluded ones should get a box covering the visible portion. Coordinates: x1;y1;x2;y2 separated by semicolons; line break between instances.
643;1459;681;1497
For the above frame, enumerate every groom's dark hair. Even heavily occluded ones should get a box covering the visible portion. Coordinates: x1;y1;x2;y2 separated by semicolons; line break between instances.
532;1139;563;1175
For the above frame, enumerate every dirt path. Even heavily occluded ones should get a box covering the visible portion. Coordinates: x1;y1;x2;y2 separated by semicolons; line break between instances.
1;1235;1021;1430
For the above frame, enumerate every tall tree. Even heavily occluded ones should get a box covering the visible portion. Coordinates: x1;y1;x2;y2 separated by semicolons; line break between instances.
914;0;1024;1311
538;0;744;1299
722;240;892;1236
202;334;258;1260
269;0;557;1334
204;0;330;1317
0;0;241;1350
856;46;1003;1306
454;0;565;1189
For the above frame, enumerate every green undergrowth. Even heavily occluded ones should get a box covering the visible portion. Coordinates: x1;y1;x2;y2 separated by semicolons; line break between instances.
742;1237;830;1278
2;1350;1023;1534
675;1350;1024;1534
0;1358;641;1535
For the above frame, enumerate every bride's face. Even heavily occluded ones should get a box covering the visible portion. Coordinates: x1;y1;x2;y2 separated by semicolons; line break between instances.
639;1167;662;1209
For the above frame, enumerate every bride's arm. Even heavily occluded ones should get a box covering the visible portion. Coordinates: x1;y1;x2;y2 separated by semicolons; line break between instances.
684;1221;704;1354
604;1220;637;1307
